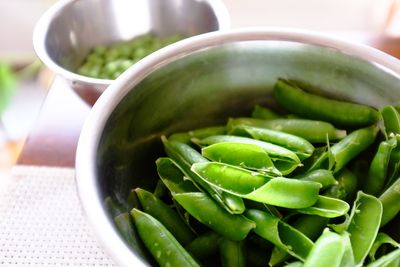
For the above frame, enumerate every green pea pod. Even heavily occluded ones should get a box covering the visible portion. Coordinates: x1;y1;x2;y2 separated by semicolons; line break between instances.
339;232;356;267
135;188;196;245
381;105;400;136
324;168;359;201
162;137;245;214
219;238;246;267
364;137;397;196
156;157;198;194
126;189;141;211
366;248;400;267
331;126;378;173
245;209;314;262
347;191;382;265
201;142;281;175
231;125;315;160
303;228;346;267
185;232;220;259
252;105;281;119
153;179;168;199
283;262;303;267
369;233;400;261
114;212;150;261
191;162;321;209
246;243;270;267
295;169;337;189
273;79;380;127
269;215;328;266
196;135;301;175
226;117;346;143
172;192;255;241
170;126;226;144
131;209;200;267
296;195;350;218
379;177;400;227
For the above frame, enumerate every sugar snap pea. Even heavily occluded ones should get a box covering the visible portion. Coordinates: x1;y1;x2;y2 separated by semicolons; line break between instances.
366;247;400;267
201;142;280;175
381;105;400;136
227;117;346;143
131;209;200;267
364;137;397;196
296;195;350;218
245;209;314;262
219;238;246;267
126;189;141;211
229;125;315;160
173;192;255;241
369;233;400;261
303;228;345;267
273;79;380;127
135;188;196;245
191;162;321;209
185;232;220;259
251;105;281;119
379;177;400;227
324;168;359;201
169;126;226;144
294;169;337;189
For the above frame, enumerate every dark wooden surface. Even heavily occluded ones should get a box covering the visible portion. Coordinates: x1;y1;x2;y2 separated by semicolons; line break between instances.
17;34;400;167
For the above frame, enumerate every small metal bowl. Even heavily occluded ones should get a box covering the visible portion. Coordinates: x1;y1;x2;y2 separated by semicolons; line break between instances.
76;28;400;266
33;0;230;102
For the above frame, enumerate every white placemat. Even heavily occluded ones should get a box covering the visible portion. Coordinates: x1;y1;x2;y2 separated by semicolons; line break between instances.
0;166;117;266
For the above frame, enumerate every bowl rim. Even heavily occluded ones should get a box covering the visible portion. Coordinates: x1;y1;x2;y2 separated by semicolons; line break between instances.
75;28;400;267
32;0;231;87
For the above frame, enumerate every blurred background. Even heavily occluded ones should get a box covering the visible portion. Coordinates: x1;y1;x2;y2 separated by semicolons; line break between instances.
1;0;400;179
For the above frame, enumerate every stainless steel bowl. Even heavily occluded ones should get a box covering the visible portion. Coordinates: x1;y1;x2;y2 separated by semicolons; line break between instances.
33;0;230;102
76;29;400;266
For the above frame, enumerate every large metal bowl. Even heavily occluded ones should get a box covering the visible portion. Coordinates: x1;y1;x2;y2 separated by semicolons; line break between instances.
33;0;229;103
76;29;400;266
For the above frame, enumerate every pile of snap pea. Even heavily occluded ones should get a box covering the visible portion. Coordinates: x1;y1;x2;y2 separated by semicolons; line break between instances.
106;79;400;267
77;34;184;79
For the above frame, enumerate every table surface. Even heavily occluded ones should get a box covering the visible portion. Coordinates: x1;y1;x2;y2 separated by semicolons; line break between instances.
17;33;400;167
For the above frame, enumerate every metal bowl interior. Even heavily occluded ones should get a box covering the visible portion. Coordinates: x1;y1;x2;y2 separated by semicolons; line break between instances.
76;29;400;267
33;0;230;92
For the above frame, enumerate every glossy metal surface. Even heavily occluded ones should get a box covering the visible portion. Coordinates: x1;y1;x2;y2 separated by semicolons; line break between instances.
33;0;230;98
76;29;400;267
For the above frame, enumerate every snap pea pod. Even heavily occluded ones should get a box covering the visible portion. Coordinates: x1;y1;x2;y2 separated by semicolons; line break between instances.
364;137;397;196
131;209;200;267
185;232;220;259
169;126;226;144
162;137;245;214
283;262;303;267
339;232;356;267
191;162;321;209
324;168;359;201
114;212;150;261
219;238;246;267
381;105;400;136
331;126;378;173
347;191;382;265
366;247;400;267
379;177;400;227
303;228;346;267
227;117;346;143
245;209;314;262
296;195;350;218
196;135;301;175
273;79;380;127
173;192;255;241
135;188;196;245
126;189;141;211
251;105;281;119
153;179;168;199
369;233;400;261
155;157;198;194
229;125;315;160
201;142;281;175
294;169;337;189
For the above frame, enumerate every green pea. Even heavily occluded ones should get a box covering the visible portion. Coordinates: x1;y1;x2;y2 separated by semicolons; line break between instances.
173;192;256;241
227;117;346;143
303;228;345;267
381;105;400;136
131;209;200;267
201;142;280;175
294;169;337;189
273;79;380;127
219;238;246;267
191;162;321;209
364;137;397;196
379;177;400;227
296;195;350;218
251;105;281;119
135;188;196;245
185;232;220;259
245;209;314;262
230;125;315;160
